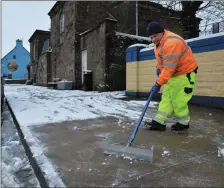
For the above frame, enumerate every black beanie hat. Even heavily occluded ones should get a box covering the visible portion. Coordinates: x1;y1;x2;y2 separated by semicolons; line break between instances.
146;22;164;36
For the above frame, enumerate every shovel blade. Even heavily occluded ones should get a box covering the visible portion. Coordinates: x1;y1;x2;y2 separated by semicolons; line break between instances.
97;141;154;162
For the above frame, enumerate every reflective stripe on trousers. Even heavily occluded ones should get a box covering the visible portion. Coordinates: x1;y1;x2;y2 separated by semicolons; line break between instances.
153;72;196;125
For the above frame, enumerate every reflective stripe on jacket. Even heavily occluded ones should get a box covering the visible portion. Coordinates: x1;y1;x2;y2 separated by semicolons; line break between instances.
154;29;198;86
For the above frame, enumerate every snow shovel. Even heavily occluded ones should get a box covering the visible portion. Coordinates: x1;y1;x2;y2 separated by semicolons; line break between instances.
97;91;155;162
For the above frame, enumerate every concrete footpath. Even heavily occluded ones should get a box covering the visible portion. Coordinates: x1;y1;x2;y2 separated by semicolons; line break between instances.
31;105;224;187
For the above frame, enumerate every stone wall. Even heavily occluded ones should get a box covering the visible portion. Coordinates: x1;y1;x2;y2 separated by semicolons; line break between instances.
80;19;150;91
105;25;150;91
80;20;107;91
36;52;51;86
29;32;50;82
75;2;117;34
138;2;183;37
50;2;76;83
75;1;183;36
49;1;186;90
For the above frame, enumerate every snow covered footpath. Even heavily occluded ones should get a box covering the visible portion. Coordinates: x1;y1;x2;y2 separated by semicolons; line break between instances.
4;84;158;187
1;104;39;187
4;84;157;126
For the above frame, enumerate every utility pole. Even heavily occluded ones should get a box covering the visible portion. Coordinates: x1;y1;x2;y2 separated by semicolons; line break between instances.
136;1;138;36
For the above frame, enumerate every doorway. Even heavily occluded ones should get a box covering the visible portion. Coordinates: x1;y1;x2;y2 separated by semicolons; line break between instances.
81;50;87;85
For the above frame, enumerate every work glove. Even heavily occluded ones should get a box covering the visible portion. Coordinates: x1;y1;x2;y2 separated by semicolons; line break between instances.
156;69;161;77
150;82;161;93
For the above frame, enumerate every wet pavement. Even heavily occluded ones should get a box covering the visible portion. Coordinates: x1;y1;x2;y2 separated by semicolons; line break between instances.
32;104;224;187
1;104;39;187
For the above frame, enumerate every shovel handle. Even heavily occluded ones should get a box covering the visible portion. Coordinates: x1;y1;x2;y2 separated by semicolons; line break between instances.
127;91;155;147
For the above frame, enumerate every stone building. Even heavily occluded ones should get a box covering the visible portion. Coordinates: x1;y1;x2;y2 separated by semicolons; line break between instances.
35;39;52;86
47;1;194;91
28;30;51;83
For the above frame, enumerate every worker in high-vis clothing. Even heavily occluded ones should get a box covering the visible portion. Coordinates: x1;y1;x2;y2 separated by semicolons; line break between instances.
144;22;198;132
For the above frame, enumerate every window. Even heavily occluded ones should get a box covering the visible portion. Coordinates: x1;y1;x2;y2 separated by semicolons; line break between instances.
8;74;12;79
33;41;36;60
212;22;219;34
59;13;65;34
13;55;16;59
81;37;86;49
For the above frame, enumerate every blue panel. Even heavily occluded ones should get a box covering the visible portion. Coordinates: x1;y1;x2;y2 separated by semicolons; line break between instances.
125;91;137;96
126;46;136;53
139;55;155;61
126;34;224;63
191;43;224;53
139;49;155;61
126;46;148;63
126;48;138;63
126;52;132;62
139;49;154;56
187;35;224;48
126;46;143;53
190;95;224;110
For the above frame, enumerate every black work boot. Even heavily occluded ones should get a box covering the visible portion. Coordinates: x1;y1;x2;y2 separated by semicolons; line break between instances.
143;120;166;131
171;122;189;131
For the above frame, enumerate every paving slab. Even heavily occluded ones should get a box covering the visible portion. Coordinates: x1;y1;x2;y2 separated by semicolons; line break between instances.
32;105;224;187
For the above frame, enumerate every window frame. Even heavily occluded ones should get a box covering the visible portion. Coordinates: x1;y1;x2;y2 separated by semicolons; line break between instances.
59;13;65;34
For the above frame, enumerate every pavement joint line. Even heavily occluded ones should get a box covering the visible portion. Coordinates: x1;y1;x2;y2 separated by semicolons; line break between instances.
5;99;50;188
113;150;217;186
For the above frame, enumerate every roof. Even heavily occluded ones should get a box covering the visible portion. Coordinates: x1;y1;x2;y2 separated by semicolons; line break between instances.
48;1;65;18
1;44;30;61
1;48;16;61
28;29;50;43
48;1;119;18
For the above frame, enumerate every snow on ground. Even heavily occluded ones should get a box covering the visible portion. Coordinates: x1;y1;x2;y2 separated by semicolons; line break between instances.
218;142;224;157
3;84;158;187
1;104;40;188
4;84;157;127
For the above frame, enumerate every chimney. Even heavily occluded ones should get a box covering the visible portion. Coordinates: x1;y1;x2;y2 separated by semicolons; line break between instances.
16;39;23;47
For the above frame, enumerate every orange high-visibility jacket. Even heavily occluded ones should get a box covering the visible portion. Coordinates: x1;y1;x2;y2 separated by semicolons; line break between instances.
154;29;198;86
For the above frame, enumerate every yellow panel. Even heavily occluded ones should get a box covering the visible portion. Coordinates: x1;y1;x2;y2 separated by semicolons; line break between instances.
127;78;137;83
139;70;156;74
126;71;137;77
138;60;157;91
127;70;137;74
126;62;138;91
138;77;156;83
196;77;223;82
194;90;224;97
126;49;224;97
127;85;138;91
196;62;224;69
195;50;224;61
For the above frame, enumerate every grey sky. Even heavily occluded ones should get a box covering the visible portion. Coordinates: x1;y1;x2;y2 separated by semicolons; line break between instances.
2;1;56;57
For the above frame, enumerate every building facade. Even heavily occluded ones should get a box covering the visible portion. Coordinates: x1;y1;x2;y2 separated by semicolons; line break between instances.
28;30;51;83
47;1;196;91
1;39;30;79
